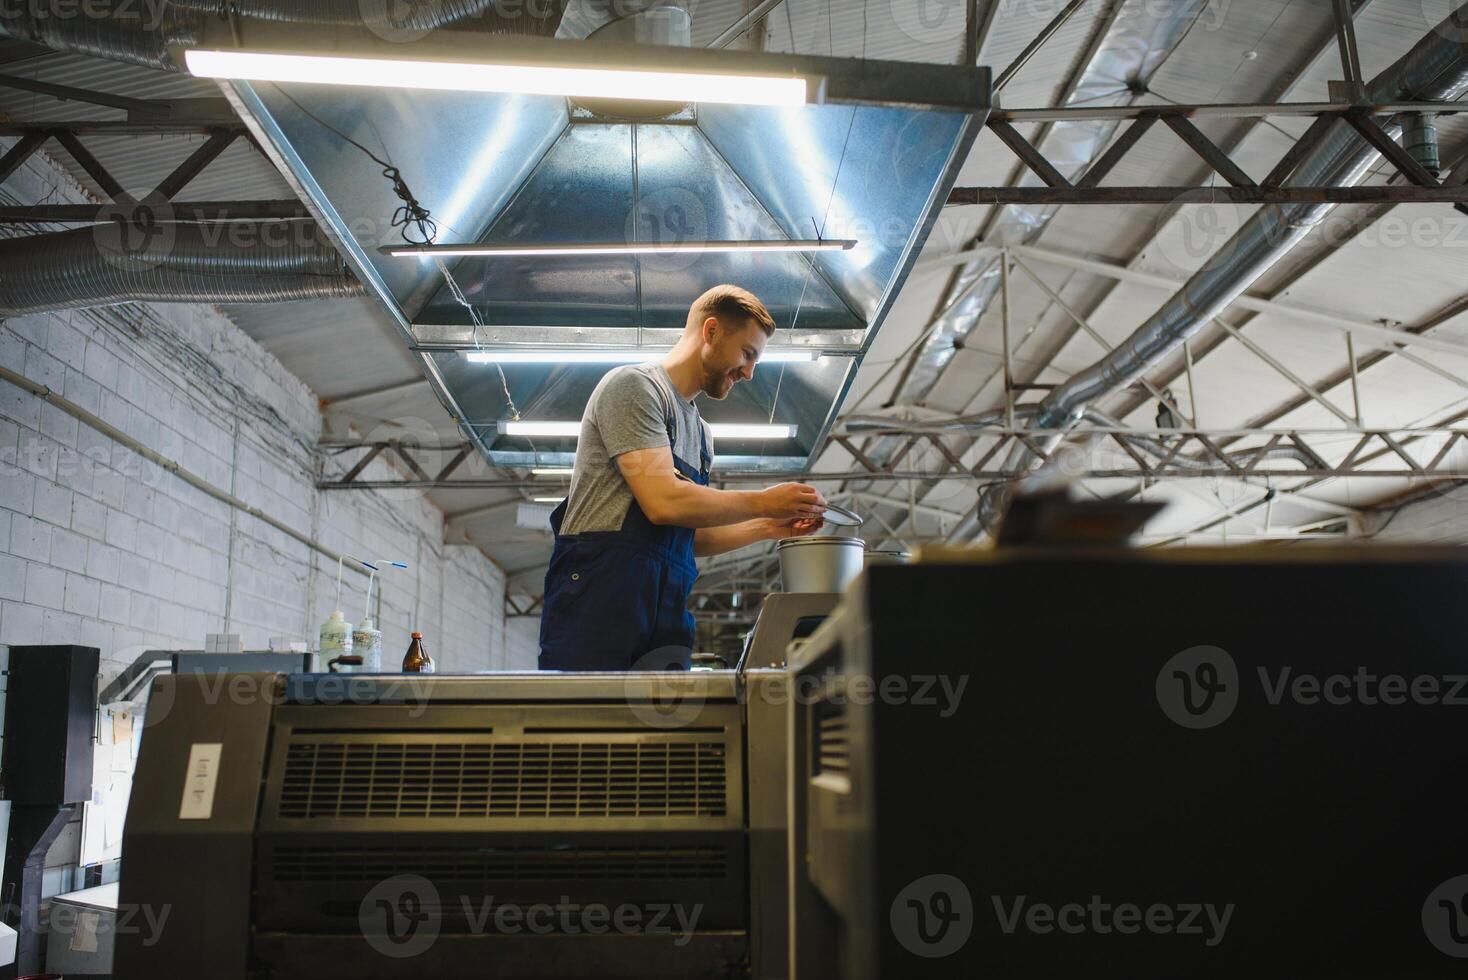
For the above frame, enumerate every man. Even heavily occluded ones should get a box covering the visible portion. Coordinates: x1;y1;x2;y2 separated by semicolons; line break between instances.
539;284;828;671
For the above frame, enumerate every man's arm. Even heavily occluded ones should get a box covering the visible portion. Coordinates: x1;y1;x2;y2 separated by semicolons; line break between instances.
617;445;825;528
693;517;823;557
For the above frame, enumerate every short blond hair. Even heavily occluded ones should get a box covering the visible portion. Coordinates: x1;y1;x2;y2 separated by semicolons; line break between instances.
689;284;776;337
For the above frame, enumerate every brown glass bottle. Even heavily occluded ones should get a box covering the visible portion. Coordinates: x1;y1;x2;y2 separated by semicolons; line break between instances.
402;631;435;673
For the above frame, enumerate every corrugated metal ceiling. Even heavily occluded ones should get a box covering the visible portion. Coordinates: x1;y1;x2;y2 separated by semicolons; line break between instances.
4;0;1468;560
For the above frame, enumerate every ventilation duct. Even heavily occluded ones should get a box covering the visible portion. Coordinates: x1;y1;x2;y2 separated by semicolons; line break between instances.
0;0;563;312
556;0;689;45
848;0;1208;514
556;0;693;118
0;1;566;71
892;0;1208;407
202;18;985;473
952;1;1468;540
0;224;363;316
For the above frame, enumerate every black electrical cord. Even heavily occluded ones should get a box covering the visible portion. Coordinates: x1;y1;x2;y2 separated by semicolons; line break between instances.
274;88;438;246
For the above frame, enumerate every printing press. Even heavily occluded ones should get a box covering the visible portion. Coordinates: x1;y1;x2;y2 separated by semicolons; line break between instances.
115;548;1468;978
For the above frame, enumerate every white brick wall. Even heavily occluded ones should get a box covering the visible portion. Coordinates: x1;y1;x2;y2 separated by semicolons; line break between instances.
0;130;542;899
0;138;538;684
0;303;534;676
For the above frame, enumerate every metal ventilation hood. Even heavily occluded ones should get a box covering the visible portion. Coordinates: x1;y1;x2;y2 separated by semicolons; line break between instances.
214;26;988;471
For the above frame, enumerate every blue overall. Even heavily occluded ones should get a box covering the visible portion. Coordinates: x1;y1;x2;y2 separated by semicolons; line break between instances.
538;408;711;671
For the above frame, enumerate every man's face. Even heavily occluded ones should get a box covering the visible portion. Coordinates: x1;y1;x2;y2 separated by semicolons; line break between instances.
699;318;768;400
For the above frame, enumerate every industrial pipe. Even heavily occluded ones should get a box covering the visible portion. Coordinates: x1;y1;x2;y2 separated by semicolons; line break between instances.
953;1;1468;540
0;223;362;316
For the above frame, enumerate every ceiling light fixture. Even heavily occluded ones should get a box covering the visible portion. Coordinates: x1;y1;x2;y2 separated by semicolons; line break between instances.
500;421;796;439
383;239;855;257
465;349;819;365
184;50;810;107
530;467;573;476
533;496;567;504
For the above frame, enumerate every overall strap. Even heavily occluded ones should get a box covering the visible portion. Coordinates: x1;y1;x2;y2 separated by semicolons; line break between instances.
645;366;680;448
647;367;711;480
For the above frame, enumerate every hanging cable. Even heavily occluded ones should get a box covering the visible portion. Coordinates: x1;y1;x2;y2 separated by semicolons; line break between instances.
275;88;438;246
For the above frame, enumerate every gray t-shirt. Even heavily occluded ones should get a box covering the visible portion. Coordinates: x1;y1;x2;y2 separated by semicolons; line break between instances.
560;363;713;535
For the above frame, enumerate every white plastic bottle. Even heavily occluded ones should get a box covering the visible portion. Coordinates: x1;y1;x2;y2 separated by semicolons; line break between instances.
319;610;353;664
351;618;383;673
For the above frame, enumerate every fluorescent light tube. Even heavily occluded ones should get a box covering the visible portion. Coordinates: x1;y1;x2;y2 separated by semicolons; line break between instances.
709;424;798;439
385;240;854;257
531;468;573;476
500;421;796;439
533;496;567;504
502;421;581;437
185;50;808;107
465;349;818;364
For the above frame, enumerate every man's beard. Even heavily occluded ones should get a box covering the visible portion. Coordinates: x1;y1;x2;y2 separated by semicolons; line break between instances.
701;366;735;400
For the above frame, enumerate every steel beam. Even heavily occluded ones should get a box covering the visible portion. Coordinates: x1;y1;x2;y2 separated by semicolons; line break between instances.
948;184;1468;204
1343;110;1440;186
0;131;46;184
0;73;155;113
1077;115;1160;188
997;243;1468;358
0;201;311;223
992;100;1463;123
1161;115;1257;187
52;131;126;200
152;130;239;200
987;120;1071;187
1332;0;1364;88
1209;318;1360;429
707;0;786;49
0;120;243;135
992;0;1089;92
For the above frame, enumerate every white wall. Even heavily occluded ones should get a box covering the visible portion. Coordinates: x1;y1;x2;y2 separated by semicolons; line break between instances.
0;131;531;680
505;615;543;667
0;302;524;674
0;138;542;913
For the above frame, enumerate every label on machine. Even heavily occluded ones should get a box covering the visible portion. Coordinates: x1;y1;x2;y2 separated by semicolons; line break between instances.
178;742;223;820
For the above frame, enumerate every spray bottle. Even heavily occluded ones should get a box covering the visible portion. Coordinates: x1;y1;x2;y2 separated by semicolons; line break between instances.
349;558;407;673
352;567;383;673
319;555;354;662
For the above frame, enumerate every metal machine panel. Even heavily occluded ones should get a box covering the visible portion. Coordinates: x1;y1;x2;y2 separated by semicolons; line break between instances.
790;549;1468;979
252;931;749;980
114;672;278;980
257;702;745;832
2;645;97;804
744;669;793;980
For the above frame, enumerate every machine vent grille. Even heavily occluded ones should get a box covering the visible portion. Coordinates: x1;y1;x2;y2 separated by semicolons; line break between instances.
270;844;731;883
814;701;849;777
278;740;728;819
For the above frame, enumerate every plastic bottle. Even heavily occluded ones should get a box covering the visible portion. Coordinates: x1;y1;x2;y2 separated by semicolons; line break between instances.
319;610;353;661
352;618;383;673
402;631;434;673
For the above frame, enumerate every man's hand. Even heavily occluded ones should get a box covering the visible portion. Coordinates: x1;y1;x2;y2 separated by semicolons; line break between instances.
758;482;827;520
766;516;825;540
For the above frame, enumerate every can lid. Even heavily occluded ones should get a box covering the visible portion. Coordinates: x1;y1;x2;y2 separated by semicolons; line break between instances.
411;631;423;638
